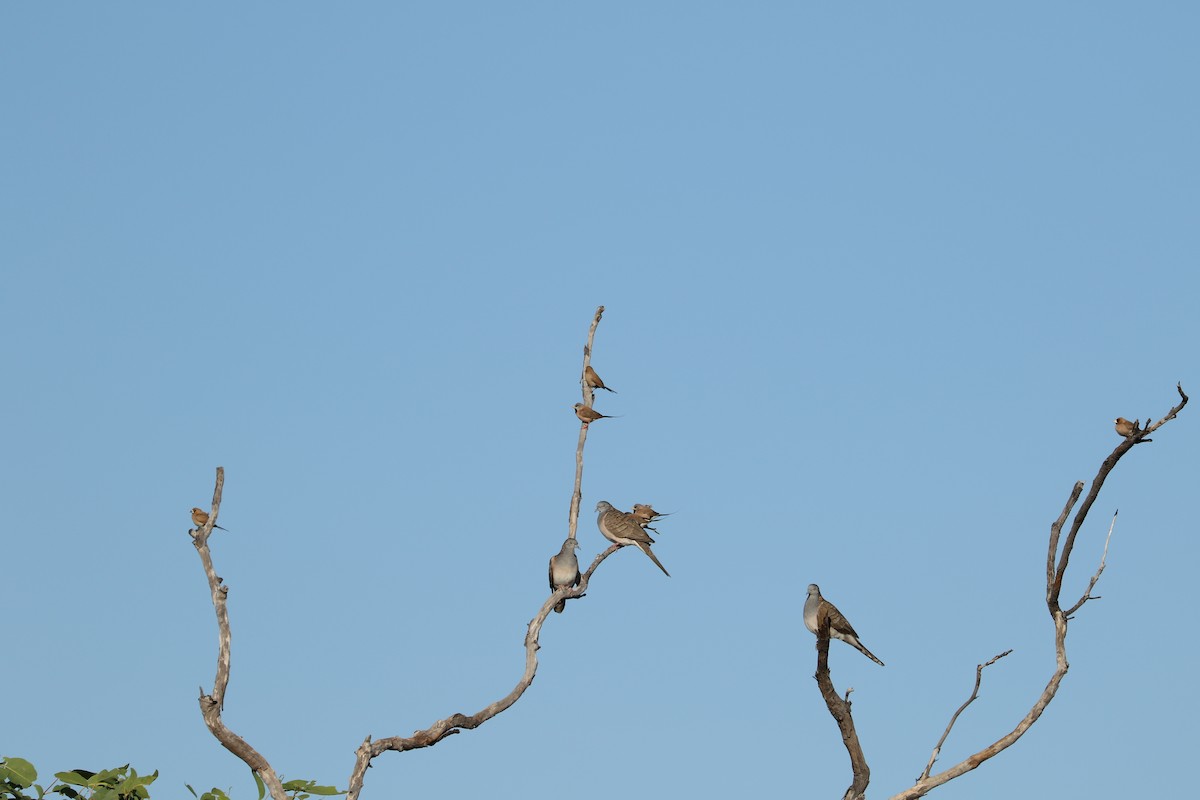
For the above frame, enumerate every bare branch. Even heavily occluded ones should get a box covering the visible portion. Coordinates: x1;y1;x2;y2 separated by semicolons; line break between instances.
191;467;288;800
918;650;1012;781
892;384;1188;799
346;307;619;800
568;305;605;542
1050;384;1187;606
344;544;622;800
1064;511;1116;617
814;613;870;800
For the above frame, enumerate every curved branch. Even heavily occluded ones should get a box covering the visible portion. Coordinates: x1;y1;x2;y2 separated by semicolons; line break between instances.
191;467;288;800
814;614;870;800
345;544;621;800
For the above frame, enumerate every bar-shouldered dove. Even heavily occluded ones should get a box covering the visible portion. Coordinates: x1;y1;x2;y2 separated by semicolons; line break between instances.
803;584;884;666
595;501;669;577
583;365;616;393
549;537;581;613
191;507;229;532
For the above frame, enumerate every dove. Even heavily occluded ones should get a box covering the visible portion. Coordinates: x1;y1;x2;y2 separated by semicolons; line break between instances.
583;365;617;393
595;501;670;577
574;403;618;424
1114;417;1139;437
548;537;581;613
803;584;884;666
191;507;229;532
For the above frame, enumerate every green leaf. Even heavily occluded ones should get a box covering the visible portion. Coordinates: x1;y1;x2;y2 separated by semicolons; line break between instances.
186;786;197;798
53;772;92;788
252;771;265;800
304;787;344;796
1;758;37;787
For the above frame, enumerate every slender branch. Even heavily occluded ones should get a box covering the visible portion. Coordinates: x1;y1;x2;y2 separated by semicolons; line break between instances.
918;650;1012;781
191;467;288;800
892;384;1188;799
1064;511;1116;617
568;305;605;541
814;613;870;800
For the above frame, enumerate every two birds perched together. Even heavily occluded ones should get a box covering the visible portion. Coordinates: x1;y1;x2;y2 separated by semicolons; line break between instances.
574;365;618;424
548;500;671;613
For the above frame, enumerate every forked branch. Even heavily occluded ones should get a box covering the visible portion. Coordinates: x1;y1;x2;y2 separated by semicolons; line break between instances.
890;384;1187;800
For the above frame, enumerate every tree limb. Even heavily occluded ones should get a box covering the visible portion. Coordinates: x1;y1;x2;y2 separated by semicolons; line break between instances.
814;613;870;800
890;384;1188;799
917;650;1012;781
191;467;288;800
568;305;605;542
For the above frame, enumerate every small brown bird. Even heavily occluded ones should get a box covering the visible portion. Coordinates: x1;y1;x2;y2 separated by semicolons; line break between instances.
583;365;617;393
1114;417;1139;437
191;507;229;532
574;402;617;424
630;504;670;524
548;537;581;613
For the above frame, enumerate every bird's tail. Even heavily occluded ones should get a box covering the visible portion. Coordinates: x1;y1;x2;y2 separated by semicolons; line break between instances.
855;642;885;667
636;543;670;577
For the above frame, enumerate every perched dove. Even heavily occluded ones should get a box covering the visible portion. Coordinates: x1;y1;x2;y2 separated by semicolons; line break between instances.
1114;417;1139;437
574;403;617;424
803;584;884;666
583;365;617;393
191;507;229;532
595;501;670;577
548;537;581;613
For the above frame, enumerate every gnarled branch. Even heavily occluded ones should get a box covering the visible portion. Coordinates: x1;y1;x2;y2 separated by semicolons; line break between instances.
814;613;870;800
191;467;288;800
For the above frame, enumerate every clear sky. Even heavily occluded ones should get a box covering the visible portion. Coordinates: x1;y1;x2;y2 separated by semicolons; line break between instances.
3;3;1197;799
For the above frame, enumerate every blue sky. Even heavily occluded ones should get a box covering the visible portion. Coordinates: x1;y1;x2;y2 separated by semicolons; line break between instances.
3;3;1196;799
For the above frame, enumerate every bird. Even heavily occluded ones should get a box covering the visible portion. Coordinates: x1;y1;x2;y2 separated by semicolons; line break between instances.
191;507;229;532
583;365;617;393
803;584;884;666
1115;417;1139;437
548;537;582;613
630;504;670;526
574;403;618;424
595;501;670;576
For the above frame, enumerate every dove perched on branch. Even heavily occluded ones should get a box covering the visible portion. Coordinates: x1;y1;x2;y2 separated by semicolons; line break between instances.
595;501;670;577
803;584;884;666
548;537;581;613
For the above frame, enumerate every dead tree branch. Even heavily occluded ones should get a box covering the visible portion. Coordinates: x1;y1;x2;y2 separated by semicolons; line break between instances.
567;305;605;542
890;384;1188;800
918;650;1012;781
814;613;870;800
344;306;621;799
191;467;288;800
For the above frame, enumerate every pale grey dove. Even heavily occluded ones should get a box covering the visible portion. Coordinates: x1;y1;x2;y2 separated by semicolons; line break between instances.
595;501;670;577
583;365;617;393
803;584;884;666
574;403;618;424
548;537;581;613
